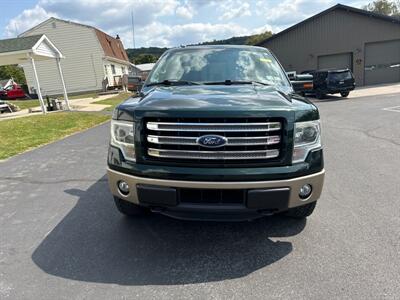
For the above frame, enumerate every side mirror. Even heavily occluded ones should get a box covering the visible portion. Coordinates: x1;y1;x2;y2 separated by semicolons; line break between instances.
286;71;296;80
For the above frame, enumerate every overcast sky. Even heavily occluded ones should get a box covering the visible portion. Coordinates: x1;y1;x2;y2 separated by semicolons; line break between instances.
1;0;370;48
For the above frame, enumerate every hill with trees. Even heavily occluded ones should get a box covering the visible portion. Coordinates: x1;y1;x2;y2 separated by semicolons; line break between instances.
126;30;273;64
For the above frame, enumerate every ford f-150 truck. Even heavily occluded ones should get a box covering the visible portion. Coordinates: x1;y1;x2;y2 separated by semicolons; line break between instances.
107;45;325;221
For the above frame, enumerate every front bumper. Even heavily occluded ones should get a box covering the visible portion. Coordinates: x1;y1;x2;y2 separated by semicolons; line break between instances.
327;85;355;94
108;168;325;221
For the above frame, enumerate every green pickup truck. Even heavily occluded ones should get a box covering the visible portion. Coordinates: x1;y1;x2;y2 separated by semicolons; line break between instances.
107;45;325;221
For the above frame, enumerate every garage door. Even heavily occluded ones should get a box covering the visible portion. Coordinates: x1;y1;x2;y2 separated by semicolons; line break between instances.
317;53;352;70
365;39;400;85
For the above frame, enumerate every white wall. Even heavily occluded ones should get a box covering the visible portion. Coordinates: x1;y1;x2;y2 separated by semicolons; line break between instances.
21;20;105;95
104;60;129;87
35;39;57;58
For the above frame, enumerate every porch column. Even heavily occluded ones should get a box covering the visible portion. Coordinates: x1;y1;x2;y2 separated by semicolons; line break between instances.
29;56;46;114
56;57;71;110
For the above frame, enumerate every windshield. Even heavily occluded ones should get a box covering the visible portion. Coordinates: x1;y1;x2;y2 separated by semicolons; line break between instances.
146;47;290;88
328;71;353;81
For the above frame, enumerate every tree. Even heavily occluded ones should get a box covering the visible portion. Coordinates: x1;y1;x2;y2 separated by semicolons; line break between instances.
132;54;158;65
363;0;400;16
246;31;273;45
0;65;27;84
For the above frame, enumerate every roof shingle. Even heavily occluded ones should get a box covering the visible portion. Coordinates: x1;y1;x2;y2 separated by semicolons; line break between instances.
0;35;43;54
95;29;129;62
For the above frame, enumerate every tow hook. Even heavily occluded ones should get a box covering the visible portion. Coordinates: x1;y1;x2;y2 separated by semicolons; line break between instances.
150;207;166;213
258;209;276;216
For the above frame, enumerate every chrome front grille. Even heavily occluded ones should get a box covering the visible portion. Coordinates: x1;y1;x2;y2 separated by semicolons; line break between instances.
148;149;280;160
144;118;284;165
147;122;281;132
147;135;281;146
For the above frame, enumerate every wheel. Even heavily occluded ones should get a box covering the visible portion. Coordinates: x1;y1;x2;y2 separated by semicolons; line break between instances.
315;92;325;99
340;91;349;97
284;202;317;219
113;196;150;216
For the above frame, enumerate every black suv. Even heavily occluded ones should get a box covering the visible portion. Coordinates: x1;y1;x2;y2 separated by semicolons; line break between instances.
108;45;325;221
303;69;355;99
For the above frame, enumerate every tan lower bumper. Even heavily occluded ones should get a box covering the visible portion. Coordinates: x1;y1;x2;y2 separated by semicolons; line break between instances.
107;168;325;209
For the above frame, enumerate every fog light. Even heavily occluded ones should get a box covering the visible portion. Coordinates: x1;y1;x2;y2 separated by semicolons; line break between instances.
118;181;130;195
299;184;312;199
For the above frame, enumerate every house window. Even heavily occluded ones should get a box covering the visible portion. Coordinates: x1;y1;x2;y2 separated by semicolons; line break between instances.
111;64;116;74
104;65;108;75
122;67;125;74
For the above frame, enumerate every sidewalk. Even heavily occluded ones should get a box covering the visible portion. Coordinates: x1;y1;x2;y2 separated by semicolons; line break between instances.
0;93;116;121
69;94;114;111
348;83;400;98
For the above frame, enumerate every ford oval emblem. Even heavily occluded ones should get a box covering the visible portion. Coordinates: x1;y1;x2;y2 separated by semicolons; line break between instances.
197;135;227;148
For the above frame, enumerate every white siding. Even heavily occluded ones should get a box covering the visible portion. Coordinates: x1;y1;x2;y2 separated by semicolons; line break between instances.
34;40;57;58
21;20;105;95
104;60;129;87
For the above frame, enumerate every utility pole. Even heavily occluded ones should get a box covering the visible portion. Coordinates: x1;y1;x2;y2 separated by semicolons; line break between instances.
131;10;136;49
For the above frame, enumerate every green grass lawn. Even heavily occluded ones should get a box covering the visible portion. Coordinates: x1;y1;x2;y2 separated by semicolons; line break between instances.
9;99;42;110
9;92;131;111
93;92;134;111
0;112;109;160
61;92;99;100
9;92;99;110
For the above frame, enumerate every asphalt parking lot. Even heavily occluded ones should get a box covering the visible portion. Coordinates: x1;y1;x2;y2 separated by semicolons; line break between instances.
1;92;399;299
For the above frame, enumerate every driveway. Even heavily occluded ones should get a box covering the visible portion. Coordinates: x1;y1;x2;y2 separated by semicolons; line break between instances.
1;93;400;299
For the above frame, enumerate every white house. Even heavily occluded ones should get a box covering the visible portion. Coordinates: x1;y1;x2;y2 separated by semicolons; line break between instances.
19;17;131;95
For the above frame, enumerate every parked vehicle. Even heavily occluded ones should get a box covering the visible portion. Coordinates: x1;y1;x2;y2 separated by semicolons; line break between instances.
127;76;143;92
107;45;325;221
302;69;355;99
288;73;314;96
0;100;12;113
0;83;26;100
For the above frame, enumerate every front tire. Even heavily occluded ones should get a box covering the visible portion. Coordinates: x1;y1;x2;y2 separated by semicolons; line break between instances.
340;91;349;97
284;202;317;219
113;196;149;216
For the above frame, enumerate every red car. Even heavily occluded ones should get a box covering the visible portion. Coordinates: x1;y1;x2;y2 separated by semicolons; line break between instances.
0;83;26;100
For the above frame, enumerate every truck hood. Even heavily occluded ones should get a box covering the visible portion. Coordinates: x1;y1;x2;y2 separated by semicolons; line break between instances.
117;85;319;122
134;85;293;111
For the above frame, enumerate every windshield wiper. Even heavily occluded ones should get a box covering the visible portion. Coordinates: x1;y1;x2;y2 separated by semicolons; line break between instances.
203;80;270;86
145;79;200;87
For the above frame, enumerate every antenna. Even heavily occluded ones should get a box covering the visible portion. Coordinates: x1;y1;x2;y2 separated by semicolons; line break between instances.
131;10;136;49
14;22;19;36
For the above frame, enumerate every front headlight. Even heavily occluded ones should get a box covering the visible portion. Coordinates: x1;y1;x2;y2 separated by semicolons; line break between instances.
292;120;321;163
111;119;136;162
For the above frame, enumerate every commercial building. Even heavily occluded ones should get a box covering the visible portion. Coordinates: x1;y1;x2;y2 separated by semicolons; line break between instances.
258;4;400;86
